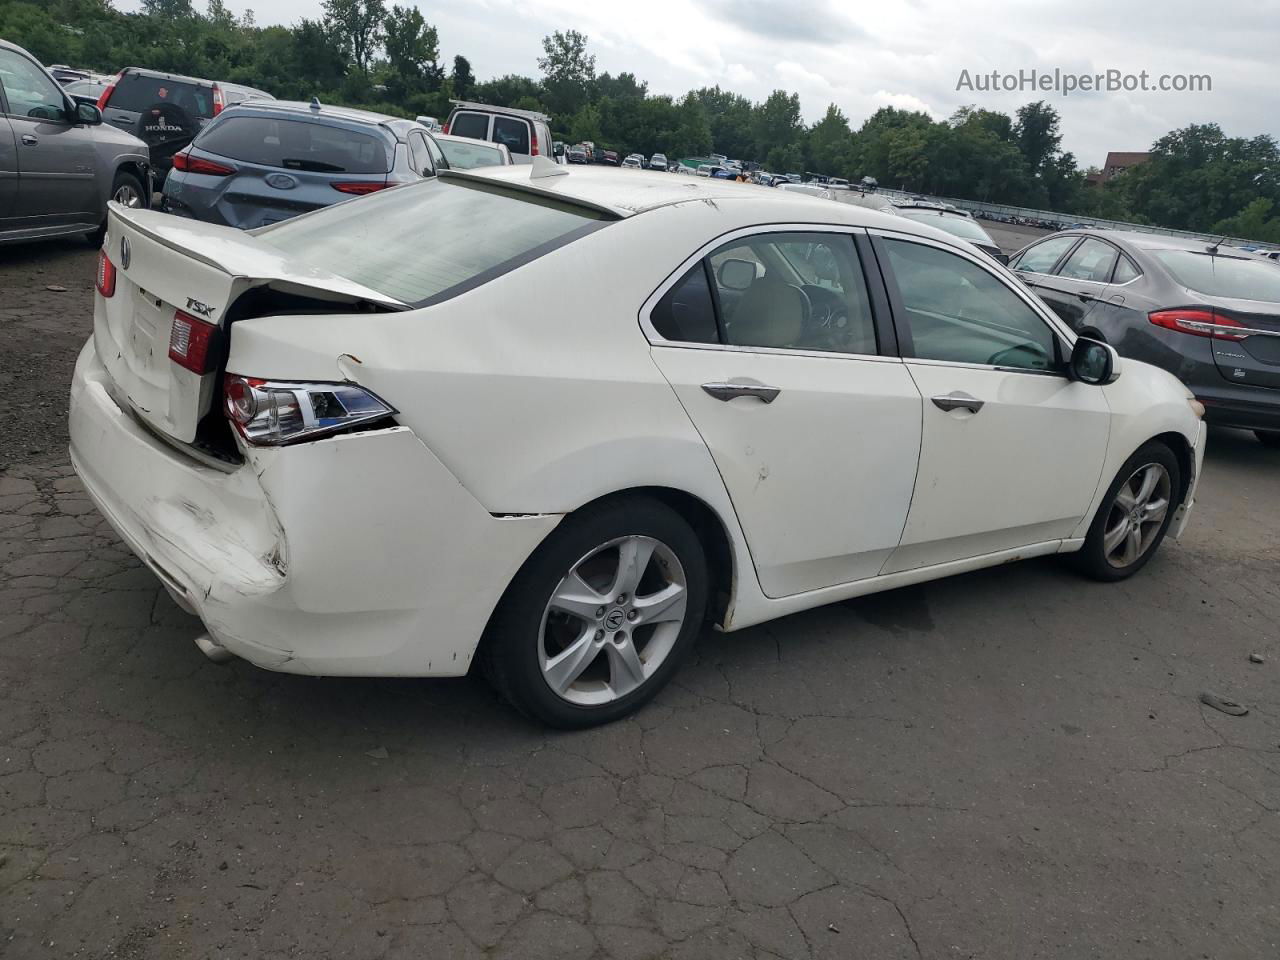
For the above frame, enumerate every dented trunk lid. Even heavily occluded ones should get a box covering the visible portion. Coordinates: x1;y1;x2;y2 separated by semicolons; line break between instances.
95;203;404;445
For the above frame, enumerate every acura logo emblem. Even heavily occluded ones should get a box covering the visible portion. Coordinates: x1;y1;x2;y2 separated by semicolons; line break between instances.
604;609;626;631
119;235;131;270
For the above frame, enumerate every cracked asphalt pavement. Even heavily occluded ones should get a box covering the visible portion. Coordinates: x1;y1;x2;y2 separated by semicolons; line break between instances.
3;239;1280;959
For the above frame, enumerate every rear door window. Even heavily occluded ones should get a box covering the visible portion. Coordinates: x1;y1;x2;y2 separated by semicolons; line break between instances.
196;115;391;173
1010;235;1078;275
1057;238;1119;283
112;74;214;118
651;265;719;344
448;111;489;139
492;116;530;155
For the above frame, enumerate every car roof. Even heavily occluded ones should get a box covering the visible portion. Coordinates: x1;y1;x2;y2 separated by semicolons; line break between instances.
433;132;504;149
449;99;551;124
447;165;978;245
226;100;406;136
1056;229;1241;255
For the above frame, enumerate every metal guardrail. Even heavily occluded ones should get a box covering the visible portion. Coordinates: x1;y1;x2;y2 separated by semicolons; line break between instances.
870;187;1266;249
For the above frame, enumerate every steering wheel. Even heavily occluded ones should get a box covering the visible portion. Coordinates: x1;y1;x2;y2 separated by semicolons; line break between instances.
987;342;1052;370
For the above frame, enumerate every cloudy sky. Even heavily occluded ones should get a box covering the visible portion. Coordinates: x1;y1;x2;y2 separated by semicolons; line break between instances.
119;0;1276;165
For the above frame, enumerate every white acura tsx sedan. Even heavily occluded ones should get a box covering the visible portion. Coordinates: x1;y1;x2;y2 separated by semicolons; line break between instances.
70;161;1206;727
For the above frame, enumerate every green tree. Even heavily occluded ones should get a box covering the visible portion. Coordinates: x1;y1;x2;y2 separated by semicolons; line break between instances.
322;0;385;74
382;4;439;95
753;90;803;169
1014;101;1062;175
451;54;474;100
538;29;595;118
1213;198;1280;243
806;103;853;177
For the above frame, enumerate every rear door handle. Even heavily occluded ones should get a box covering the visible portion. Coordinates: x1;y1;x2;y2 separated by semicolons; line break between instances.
20;134;37;146
931;392;984;414
1077;290;1098;302
701;380;781;404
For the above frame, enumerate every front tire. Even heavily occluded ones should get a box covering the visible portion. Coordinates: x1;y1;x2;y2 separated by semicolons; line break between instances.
481;498;709;728
88;170;146;245
1074;441;1181;582
1256;430;1280;449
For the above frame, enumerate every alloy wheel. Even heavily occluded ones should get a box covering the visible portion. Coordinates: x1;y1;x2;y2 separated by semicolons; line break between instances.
113;183;142;208
539;535;688;706
1102;462;1172;568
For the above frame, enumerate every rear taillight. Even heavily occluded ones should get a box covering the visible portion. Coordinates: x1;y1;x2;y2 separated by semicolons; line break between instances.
531;127;539;157
171;148;234;176
212;83;225;116
96;70;122;110
331;181;390;194
441;122;449;134
168;310;218;374
1149;308;1246;341
223;375;395;446
96;250;116;297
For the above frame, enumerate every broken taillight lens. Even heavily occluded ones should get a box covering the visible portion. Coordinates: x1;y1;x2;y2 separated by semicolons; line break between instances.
223;375;395;446
168;310;218;374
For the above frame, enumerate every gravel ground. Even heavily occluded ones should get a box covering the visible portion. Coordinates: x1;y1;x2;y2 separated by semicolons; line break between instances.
2;240;1279;960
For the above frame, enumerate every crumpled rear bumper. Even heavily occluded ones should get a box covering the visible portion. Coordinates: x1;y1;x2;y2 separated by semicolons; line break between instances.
69;337;559;676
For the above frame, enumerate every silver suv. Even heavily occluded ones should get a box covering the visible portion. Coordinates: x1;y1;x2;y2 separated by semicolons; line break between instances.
0;39;150;245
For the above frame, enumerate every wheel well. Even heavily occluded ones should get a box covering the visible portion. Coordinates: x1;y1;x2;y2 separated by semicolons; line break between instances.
115;161;152;203
1151;431;1194;505
580;487;735;629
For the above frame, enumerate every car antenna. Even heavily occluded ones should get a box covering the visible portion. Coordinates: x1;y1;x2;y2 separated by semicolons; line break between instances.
530;155;568;179
1206;235;1226;255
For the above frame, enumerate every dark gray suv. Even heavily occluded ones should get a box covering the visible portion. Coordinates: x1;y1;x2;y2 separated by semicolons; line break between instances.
0;39;150;245
1011;229;1280;446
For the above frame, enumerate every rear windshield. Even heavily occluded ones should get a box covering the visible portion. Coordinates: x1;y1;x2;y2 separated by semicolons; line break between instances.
196;115;390;173
897;209;993;244
256;178;612;305
1151;250;1280;302
493;116;531;155
112;73;213;117
437;138;506;169
448;111;489;139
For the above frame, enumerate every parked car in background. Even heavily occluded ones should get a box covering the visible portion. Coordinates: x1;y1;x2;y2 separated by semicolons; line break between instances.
48;64;91;84
0;38;150;244
161;100;446;229
96;67;273;182
885;204;1008;263
64;77;111;102
649;153;668;172
1010;230;1280;446
443;100;557;164
622;154;643;169
431;132;511;169
71;165;1205;728
601;150;620;166
415;115;441;131
566;146;588;164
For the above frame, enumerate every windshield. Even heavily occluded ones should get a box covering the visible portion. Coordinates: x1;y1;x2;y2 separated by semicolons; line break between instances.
897;209;993;244
256;178;612;305
437;138;506;169
1150;250;1280;301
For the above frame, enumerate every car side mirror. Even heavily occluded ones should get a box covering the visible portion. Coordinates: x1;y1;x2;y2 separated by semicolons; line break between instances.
1069;338;1121;385
717;258;757;291
74;101;102;125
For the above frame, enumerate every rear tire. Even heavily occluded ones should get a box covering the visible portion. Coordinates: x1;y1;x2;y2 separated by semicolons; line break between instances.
1074;441;1181;582
88;170;146;246
1256;430;1280;449
481;497;709;728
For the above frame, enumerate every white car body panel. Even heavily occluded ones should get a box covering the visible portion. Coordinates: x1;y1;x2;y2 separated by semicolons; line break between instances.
68;169;1207;678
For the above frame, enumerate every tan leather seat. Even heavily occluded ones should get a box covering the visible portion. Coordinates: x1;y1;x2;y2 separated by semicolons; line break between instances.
727;278;807;348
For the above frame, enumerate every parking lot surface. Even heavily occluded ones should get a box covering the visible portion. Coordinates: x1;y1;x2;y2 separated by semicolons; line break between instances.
2;241;1279;959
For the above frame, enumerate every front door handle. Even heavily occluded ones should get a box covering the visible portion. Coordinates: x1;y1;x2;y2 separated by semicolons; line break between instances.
1077;290;1099;302
931;392;985;414
20;134;37;146
701;380;781;404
